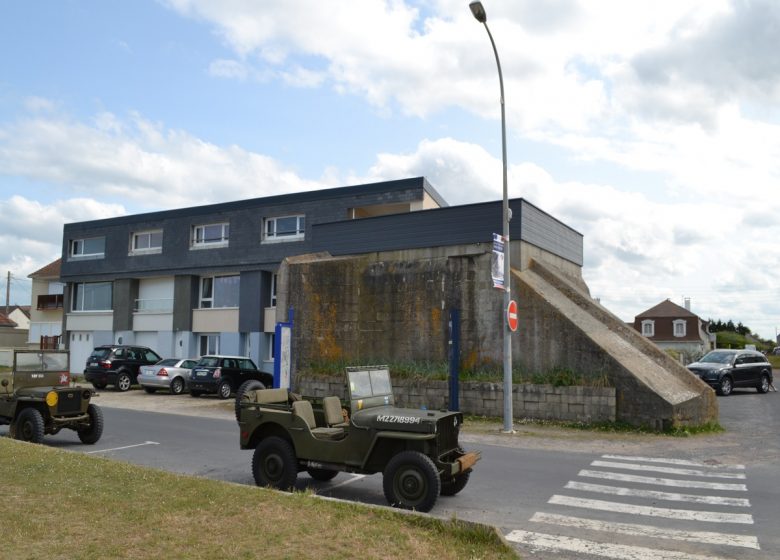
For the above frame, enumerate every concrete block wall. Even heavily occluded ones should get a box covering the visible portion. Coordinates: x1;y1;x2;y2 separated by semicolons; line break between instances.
295;375;616;424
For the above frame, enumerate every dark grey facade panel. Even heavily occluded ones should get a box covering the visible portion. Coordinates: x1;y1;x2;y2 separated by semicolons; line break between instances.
61;179;438;282
238;270;264;332
519;201;583;266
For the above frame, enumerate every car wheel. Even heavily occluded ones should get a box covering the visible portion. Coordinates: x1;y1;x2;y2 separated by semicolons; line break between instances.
77;404;104;444
235;379;266;421
115;371;132;392
170;377;185;395
383;450;441;512
143;387;157;394
190;390;202;398
757;373;770;394
307;468;339;482
217;379;232;400
718;375;733;396
91;381;107;390
15;408;45;444
252;436;298;490
440;470;471;496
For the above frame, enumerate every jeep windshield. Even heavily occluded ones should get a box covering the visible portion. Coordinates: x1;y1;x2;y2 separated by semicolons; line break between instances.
347;366;394;410
15;351;69;372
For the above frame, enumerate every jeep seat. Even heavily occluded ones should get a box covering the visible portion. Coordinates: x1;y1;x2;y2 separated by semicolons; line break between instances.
322;395;349;427
249;387;290;405
292;400;346;441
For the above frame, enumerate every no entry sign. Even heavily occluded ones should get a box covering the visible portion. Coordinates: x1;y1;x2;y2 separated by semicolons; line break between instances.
507;299;518;332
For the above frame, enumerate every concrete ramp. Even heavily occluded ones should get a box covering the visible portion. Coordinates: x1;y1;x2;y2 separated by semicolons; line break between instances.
515;259;718;429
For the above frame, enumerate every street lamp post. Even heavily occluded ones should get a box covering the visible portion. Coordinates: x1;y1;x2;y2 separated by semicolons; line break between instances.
469;1;514;433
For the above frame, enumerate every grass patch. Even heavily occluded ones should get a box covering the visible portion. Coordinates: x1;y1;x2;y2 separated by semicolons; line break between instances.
299;360;612;387
0;438;516;560
464;415;723;437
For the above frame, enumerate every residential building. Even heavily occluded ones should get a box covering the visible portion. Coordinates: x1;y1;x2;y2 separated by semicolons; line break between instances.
59;177;447;373
632;299;712;362
5;305;30;331
27;258;64;348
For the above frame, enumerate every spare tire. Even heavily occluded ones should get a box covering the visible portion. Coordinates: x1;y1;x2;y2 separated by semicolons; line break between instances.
235;379;266;422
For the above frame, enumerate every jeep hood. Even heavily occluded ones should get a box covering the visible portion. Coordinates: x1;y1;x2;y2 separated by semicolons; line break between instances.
351;405;461;434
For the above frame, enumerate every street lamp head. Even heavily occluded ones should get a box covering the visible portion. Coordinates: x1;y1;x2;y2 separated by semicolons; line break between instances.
469;1;487;23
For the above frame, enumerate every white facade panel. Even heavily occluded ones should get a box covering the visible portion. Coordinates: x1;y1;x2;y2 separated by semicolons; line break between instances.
66;312;113;331
192;309;239;332
133;312;174;332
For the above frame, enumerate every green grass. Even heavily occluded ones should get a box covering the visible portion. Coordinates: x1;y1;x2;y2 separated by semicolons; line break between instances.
298;360;612;387
0;438;516;560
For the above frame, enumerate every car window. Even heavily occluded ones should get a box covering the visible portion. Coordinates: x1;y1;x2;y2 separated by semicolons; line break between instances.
224;359;237;368
698;351;734;364
198;356;219;367
239;359;256;370
735;356;747;365
144;350;160;362
182;360;197;369
159;358;178;366
89;348;111;360
113;348;125;358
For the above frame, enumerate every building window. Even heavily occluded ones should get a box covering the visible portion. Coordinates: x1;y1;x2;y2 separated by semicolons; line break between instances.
641;320;655;337
199;275;240;308
263;215;305;243
673;319;687;338
270;273;277;307
69;237;105;259
267;333;275;361
192;223;229;249
199;334;219;356
130;230;163;254
71;282;112;312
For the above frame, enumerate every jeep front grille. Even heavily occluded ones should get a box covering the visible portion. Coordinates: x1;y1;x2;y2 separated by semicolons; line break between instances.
436;417;459;454
56;390;82;415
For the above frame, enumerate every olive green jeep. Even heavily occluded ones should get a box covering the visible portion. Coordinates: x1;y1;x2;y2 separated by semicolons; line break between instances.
0;350;103;444
236;365;480;512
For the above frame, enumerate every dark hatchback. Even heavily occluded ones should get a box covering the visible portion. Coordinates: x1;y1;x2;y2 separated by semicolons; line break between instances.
189;355;273;399
687;349;773;396
84;345;162;392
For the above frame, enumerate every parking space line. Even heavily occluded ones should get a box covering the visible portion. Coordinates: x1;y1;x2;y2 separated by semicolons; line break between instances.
85;441;160;454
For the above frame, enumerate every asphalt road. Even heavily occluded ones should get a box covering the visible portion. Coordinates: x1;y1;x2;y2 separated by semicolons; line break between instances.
3;386;779;560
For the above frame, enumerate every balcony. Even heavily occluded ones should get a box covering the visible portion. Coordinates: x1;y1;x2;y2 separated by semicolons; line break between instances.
134;298;174;313
37;294;64;310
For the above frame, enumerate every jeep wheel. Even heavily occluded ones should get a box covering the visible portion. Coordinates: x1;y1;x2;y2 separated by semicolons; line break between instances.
252;436;298;490
170;377;185;395
235;379;265;421
143;387;157;394
217;378;232;399
77;404;104;444
115;371;132;392
307;468;339;482
440;470;471;496
383;450;441;512
15;408;45;444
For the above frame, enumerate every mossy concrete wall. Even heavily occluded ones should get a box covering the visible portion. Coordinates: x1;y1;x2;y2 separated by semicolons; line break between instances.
279;245;718;429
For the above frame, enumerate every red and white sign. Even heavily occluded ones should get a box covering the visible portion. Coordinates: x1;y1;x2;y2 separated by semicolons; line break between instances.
507;300;518;332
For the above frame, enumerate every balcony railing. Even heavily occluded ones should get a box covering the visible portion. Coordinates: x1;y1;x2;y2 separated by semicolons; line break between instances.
134;298;174;313
37;294;64;310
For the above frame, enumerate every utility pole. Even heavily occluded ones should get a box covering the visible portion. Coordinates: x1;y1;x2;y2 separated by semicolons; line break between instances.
4;271;9;315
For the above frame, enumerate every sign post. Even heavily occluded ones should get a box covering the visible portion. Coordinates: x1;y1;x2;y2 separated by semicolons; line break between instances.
273;308;294;389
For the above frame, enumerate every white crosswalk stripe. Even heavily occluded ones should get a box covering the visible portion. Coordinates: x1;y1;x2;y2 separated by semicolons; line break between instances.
507;453;761;559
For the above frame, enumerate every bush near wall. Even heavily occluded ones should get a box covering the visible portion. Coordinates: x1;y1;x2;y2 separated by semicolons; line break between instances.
295;375;616;424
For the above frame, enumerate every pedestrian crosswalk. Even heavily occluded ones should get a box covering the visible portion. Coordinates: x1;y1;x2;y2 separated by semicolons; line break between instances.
506;453;761;559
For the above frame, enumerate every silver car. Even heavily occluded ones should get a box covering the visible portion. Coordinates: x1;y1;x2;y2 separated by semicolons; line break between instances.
137;358;198;395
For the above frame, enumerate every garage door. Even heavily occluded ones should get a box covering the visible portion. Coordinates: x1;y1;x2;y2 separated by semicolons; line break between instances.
69;331;94;375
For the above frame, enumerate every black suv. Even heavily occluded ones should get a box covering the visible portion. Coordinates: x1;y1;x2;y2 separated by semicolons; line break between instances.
189;355;273;399
687;349;773;396
84;345;162;392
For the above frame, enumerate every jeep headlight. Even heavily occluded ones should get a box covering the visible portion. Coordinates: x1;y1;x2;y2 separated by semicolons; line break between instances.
46;391;59;407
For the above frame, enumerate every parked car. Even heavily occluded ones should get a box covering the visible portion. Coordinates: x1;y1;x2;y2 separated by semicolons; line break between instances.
189;355;273;399
137;358;198;395
84;345;162;392
687;349;773;396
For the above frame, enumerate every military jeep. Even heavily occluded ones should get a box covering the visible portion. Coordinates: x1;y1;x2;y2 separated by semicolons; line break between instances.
0;350;103;444
236;365;480;512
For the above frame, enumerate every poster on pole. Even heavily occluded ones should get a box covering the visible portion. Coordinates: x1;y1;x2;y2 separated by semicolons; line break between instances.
491;233;505;289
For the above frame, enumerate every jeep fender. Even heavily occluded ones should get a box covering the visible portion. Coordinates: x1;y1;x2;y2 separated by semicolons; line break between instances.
361;431;436;471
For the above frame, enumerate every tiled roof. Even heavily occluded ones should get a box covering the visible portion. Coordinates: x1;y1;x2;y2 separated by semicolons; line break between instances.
27;258;61;279
0;312;17;328
636;299;698;319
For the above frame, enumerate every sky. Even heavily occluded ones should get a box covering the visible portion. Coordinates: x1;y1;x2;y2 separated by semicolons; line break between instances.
1;0;779;340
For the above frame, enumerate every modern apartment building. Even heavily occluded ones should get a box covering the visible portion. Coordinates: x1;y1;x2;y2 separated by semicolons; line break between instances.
59;177;447;373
